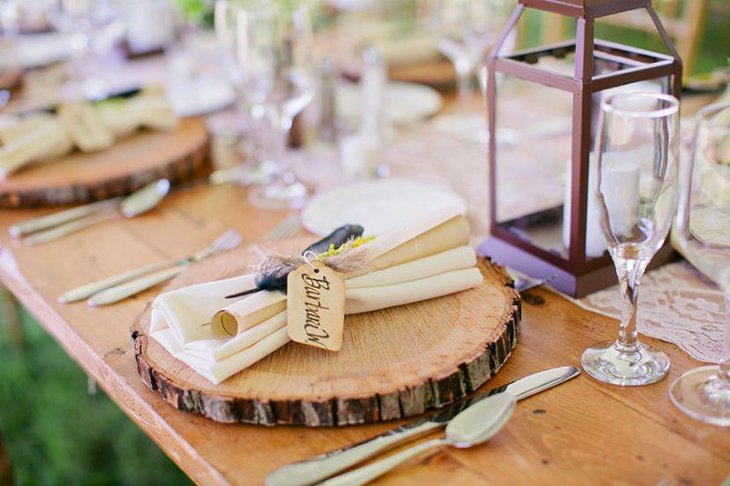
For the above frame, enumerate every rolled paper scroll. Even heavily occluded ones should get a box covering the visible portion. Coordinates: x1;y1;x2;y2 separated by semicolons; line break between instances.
212;289;287;337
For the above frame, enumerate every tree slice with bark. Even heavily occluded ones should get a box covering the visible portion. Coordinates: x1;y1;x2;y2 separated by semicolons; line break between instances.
131;240;521;426
0;118;208;208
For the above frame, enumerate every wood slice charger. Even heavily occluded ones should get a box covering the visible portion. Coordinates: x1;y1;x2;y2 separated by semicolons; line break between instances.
132;238;521;426
0;118;209;208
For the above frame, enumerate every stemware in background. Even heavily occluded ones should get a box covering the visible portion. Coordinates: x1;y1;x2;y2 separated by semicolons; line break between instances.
428;0;513;110
0;1;24;100
581;93;680;386
45;0;122;100
209;0;271;186
234;2;315;209
671;102;730;426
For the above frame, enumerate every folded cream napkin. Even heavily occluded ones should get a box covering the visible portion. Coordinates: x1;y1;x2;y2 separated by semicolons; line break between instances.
150;208;483;384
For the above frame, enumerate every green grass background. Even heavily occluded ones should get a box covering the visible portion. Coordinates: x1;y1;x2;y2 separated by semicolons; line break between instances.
0;2;728;485
0;305;192;486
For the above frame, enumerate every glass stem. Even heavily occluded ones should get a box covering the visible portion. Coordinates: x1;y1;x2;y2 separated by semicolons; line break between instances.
271;114;295;183
714;293;730;386
456;69;472;112
618;277;639;348
616;258;647;350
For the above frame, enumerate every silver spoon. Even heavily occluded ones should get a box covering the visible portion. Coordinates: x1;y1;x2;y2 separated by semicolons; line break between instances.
22;179;171;246
319;392;517;486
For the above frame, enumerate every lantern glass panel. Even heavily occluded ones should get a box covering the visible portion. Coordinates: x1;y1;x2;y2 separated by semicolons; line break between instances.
492;51;674;264
493;75;573;260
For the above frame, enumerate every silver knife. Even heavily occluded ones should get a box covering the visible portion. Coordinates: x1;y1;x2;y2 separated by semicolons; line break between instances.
265;366;580;486
9;197;122;238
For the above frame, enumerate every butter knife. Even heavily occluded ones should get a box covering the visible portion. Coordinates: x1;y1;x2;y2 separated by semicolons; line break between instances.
265;366;580;486
86;266;186;307
9;197;122;238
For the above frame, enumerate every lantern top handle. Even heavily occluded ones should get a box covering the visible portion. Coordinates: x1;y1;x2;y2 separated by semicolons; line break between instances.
520;0;651;18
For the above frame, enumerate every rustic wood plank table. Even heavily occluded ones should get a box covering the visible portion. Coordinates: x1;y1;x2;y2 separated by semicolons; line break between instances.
0;180;728;485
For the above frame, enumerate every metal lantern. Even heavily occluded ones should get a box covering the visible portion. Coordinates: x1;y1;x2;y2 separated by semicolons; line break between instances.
478;0;682;297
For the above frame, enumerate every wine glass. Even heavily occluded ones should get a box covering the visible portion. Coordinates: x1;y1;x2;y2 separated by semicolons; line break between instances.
581;92;680;386
210;0;274;186
234;2;314;209
46;0;121;100
670;102;730;426
0;6;21;101
429;0;513;110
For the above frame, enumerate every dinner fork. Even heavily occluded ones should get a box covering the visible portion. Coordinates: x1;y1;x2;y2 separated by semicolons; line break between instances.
59;230;243;306
262;214;302;241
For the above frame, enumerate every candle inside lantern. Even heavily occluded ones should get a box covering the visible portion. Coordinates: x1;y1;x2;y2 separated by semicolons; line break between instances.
563;152;641;258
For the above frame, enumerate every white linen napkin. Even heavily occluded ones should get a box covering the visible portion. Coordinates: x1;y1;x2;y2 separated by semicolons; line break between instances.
150;245;482;384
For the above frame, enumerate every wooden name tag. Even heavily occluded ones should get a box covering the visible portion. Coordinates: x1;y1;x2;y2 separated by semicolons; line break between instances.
287;261;345;351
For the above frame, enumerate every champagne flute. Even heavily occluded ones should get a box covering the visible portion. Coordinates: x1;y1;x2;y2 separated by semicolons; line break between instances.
670;102;730;426
581;93;680;386
429;0;513;110
234;1;314;209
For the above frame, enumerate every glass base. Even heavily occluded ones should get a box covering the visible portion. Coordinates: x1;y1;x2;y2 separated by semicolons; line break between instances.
581;339;670;386
669;366;730;427
248;178;309;210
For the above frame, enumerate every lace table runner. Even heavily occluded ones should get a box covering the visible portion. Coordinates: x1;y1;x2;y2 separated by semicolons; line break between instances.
572;262;727;364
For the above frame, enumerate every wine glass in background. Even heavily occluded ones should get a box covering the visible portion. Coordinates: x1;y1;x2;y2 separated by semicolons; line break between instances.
214;0;240;88
671;102;730;426
45;0;122;100
0;0;25;103
210;0;276;186
429;0;513;110
581;93;680;386
234;1;315;209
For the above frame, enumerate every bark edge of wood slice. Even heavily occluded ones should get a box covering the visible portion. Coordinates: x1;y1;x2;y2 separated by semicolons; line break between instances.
0;118;209;208
131;240;521;427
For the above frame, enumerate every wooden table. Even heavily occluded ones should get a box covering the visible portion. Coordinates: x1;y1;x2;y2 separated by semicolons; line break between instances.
0;181;728;485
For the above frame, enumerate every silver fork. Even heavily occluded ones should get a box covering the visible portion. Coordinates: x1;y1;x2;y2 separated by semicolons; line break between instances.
59;230;243;306
263;214;302;241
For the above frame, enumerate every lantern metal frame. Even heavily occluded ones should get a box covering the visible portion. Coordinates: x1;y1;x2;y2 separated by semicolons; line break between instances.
478;0;682;297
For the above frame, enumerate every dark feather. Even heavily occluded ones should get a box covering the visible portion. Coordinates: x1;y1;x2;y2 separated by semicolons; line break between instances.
225;224;365;299
303;224;364;254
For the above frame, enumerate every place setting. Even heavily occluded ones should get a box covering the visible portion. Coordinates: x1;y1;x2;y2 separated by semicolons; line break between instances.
0;0;728;484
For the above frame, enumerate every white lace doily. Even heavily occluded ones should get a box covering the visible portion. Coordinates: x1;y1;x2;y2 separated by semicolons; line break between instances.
573;261;728;364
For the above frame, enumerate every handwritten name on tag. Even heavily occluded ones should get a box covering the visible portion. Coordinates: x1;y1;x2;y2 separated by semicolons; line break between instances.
287;261;345;351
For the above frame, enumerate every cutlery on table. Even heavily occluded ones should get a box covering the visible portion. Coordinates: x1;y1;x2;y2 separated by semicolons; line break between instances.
263;214;302;241
58;229;243;306
321;392;517;486
265;366;580;486
16;179;171;245
508;268;556;293
9;197;123;238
